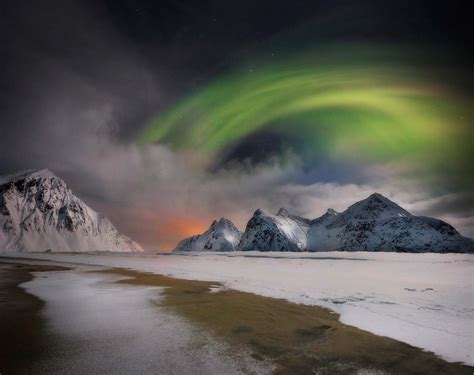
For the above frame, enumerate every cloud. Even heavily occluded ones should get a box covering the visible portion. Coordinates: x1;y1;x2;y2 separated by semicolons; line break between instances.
405;193;474;238
1;0;471;250
2;90;473;249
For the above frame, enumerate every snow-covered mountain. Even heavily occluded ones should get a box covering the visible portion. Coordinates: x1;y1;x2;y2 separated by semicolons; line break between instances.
239;193;473;253
307;193;473;252
238;208;310;251
0;169;142;253
173;218;241;252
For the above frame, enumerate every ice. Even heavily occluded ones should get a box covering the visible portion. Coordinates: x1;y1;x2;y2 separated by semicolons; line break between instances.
21;268;270;374
5;251;474;365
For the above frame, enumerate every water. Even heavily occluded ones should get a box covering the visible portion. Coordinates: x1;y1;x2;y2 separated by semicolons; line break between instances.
21;269;269;374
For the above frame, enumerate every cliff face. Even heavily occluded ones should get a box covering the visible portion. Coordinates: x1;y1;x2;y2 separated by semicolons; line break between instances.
238;193;473;253
0;169;142;253
173;218;241;252
238;209;310;252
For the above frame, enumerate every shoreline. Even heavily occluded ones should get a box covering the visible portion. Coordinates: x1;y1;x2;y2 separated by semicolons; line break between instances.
98;267;473;375
2;251;473;365
1;260;270;374
1;251;472;365
0;262;69;374
1;258;473;374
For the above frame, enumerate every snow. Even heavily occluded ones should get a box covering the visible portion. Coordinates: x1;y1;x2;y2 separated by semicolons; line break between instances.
21;267;269;374
238;193;473;253
238;208;310;251
0;168;56;185
307;193;474;252
173;218;241;252
0;169;141;253
5;251;473;365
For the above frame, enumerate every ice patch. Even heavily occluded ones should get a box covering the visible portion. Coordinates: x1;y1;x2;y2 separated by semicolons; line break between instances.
21;269;271;374
6;251;474;366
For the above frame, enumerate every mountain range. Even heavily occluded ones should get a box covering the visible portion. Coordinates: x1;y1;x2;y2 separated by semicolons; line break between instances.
0;169;142;252
1;169;472;253
174;193;473;253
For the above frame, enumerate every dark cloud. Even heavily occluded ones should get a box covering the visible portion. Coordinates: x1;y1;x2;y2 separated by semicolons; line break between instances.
410;194;474;220
1;0;472;249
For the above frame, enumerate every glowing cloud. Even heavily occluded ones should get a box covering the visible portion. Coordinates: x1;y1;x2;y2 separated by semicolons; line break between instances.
139;46;473;191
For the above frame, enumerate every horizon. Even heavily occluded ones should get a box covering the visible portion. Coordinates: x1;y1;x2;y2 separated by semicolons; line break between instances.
2;167;472;252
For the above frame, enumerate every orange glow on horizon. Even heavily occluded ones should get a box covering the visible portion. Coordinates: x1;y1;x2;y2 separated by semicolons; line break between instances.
156;216;210;251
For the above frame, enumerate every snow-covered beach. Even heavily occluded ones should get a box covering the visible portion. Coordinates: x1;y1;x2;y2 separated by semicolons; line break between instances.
3;251;473;366
18;267;268;374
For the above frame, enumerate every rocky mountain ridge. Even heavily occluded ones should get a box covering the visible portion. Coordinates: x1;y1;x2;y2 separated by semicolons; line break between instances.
174;193;473;253
173;218;241;252
0;169;142;252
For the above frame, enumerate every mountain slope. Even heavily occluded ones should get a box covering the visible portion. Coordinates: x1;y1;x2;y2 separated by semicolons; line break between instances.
238;208;310;251
0;169;142;252
307;193;473;253
173;218;241;252
237;193;473;253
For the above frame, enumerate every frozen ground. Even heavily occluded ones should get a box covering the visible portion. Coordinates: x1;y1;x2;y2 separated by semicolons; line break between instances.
4;251;473;365
21;267;270;374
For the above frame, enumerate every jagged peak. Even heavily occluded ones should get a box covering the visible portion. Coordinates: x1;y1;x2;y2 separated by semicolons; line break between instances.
253;208;266;216
211;217;233;227
367;192;390;202
208;218;240;233
0;168;60;185
359;192;404;209
0;169;142;252
173;217;241;252
277;208;289;216
341;192;412;221
311;208;339;224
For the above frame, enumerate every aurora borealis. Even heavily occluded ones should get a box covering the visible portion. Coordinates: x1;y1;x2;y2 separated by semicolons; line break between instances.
140;46;473;192
1;0;472;250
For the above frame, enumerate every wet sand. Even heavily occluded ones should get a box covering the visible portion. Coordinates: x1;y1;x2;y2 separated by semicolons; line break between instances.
1;261;269;375
1;260;472;375
0;263;69;374
101;268;473;375
6;251;471;365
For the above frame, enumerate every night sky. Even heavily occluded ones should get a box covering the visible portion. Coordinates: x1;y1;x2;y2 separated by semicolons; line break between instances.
1;0;473;250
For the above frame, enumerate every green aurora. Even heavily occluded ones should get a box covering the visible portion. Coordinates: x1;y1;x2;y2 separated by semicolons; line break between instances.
139;46;473;191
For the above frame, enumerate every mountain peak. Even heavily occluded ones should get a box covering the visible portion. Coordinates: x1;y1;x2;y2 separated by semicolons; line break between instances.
254;208;265;216
29;168;54;176
277;208;289;216
362;193;404;209
173;217;241;252
211;217;235;229
340;193;412;222
0;169;142;253
369;192;383;197
367;192;390;202
0;168;58;185
326;208;338;216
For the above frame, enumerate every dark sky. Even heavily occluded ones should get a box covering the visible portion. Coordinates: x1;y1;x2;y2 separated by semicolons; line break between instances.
2;0;471;142
1;0;472;250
